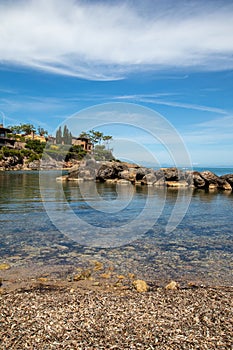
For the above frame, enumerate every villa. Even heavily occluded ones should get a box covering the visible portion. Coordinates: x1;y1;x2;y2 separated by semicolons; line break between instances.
0;124;15;148
71;136;93;152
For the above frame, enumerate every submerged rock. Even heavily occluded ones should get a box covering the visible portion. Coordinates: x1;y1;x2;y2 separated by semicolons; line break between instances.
166;180;189;187
132;279;149;292
165;280;179;290
73;269;91;281
0;263;11;270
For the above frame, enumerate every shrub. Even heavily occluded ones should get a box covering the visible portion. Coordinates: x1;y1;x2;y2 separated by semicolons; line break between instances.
25;139;46;154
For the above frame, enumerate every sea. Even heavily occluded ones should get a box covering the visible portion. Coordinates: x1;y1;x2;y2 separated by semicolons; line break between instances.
0;167;232;286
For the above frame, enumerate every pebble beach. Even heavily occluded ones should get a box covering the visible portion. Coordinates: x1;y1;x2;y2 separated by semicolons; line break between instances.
1;264;232;350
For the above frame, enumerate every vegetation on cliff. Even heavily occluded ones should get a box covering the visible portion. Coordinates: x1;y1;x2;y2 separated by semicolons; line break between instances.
0;123;114;169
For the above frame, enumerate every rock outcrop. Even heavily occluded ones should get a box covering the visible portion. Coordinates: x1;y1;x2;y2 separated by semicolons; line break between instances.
220;174;233;190
0;154;66;171
200;171;232;190
64;159;233;192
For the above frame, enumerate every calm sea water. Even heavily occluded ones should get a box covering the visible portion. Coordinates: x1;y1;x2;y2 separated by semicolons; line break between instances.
0;170;232;286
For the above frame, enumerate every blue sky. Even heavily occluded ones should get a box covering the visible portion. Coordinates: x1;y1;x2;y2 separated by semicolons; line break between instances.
0;0;233;166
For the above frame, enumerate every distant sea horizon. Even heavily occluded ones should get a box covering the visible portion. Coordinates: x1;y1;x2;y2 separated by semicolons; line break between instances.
136;162;233;177
192;167;233;176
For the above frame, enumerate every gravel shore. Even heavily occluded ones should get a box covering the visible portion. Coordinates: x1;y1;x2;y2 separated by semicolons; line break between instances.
1;281;232;349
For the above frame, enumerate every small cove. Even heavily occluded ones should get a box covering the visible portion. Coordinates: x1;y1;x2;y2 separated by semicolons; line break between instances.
0;170;232;286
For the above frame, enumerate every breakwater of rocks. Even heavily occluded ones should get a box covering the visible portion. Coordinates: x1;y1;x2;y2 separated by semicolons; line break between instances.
58;159;233;191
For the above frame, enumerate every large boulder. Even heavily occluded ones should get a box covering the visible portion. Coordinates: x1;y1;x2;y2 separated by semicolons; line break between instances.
141;173;157;185
154;169;165;180
135;168;149;181
119;170;136;183
96;164;119;181
68;158;98;180
200;171;231;190
78;168;96;181
220;174;233;189
162;167;179;181
192;171;206;188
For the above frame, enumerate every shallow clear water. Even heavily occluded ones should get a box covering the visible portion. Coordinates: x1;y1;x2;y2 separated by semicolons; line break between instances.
0;171;232;285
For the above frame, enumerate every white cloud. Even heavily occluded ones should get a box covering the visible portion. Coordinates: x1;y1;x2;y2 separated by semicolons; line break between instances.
0;0;233;80
114;94;228;114
183;115;233;145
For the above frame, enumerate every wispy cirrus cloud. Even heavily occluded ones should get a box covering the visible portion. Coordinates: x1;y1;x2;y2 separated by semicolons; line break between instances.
113;93;228;115
0;0;233;80
0;87;17;94
183;115;233;145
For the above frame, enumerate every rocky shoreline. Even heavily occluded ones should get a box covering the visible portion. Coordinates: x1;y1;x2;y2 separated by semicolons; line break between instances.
0;156;73;171
58;159;233;192
2;156;233;192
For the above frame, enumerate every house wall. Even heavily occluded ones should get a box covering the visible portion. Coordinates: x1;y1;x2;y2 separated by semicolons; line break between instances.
72;138;93;152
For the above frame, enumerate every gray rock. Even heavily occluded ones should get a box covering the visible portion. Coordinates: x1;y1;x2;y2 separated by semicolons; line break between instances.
162;167;179;181
141;173;157;185
119;170;136;183
97;164;117;181
135;168;149;181
154;169;165;180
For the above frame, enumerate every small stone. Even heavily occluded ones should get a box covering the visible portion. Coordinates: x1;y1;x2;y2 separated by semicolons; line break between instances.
114;281;123;287
187;281;199;288
37;277;48;283
0;263;11;270
73;269;91;281
92;261;104;271
116;275;125;280
0;287;4;294
128;273;135;279
132;279;149;293
92;281;100;286
100;272;111;279
165;280;179;290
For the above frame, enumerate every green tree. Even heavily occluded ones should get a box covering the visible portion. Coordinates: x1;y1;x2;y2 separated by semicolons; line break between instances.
103;135;112;149
65;145;87;161
20;123;36;135
63;125;72;144
56;126;62;144
38;126;48;137
25;139;46;154
8;123;36;136
9;125;22;134
79;131;89;139
88;130;103;145
93;145;115;161
69;131;72;143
